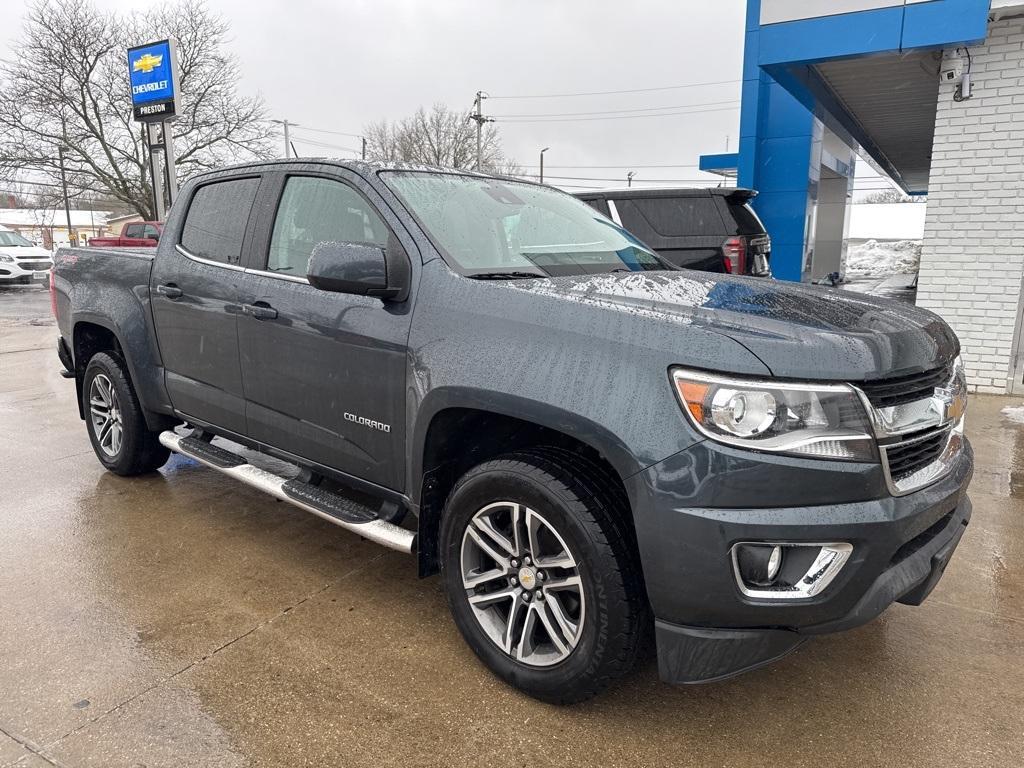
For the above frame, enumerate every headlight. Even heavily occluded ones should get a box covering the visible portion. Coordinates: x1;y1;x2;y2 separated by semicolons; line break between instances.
671;368;877;461
0;254;14;263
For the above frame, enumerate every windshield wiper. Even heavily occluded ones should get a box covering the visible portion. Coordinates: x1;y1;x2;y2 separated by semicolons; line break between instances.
466;271;546;280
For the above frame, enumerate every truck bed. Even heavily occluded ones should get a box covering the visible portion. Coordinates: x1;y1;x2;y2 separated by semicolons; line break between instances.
53;244;169;425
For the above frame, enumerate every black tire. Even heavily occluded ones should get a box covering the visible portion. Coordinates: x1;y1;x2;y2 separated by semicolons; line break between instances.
440;448;646;704
82;351;169;476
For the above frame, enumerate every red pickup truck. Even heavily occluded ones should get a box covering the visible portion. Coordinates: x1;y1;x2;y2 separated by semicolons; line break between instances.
89;221;163;247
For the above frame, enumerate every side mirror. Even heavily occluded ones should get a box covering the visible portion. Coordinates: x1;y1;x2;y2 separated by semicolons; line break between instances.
148;233;160;242
307;241;407;300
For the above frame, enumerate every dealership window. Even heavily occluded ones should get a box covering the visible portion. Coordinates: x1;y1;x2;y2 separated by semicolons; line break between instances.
267;176;389;275
180;177;261;264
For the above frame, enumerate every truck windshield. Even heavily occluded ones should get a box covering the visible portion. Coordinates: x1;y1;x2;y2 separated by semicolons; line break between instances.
383;171;666;277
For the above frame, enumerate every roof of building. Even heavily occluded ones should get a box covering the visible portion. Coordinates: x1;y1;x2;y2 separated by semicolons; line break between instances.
0;208;111;228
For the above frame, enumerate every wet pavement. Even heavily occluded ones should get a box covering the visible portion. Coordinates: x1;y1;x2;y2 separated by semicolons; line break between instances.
2;285;1023;767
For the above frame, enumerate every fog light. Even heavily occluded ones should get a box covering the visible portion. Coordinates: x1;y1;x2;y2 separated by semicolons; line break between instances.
736;544;783;587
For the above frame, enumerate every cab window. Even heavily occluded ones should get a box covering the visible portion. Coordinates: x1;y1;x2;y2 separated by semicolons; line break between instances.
180;177;261;264
266;176;389;275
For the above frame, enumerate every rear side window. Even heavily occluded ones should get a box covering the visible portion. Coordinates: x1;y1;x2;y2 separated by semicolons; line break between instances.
180;177;260;264
617;196;724;237
580;197;610;217
725;201;766;235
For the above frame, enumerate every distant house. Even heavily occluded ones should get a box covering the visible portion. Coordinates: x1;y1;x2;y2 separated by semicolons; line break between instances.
0;208;112;250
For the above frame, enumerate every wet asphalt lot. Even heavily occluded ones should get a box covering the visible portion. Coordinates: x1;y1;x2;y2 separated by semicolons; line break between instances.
1;285;1023;767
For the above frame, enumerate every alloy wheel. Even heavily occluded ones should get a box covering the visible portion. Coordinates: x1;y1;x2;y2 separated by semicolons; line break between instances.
89;373;123;458
460;501;586;667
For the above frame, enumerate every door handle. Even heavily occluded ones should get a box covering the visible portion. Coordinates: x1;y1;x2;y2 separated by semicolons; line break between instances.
156;283;183;299
242;302;278;320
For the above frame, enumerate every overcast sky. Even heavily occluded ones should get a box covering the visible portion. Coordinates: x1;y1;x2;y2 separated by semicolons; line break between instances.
0;0;891;193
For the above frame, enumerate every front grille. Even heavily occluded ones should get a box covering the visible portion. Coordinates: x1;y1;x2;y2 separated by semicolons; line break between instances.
858;364;952;409
18;260;51;271
884;431;948;482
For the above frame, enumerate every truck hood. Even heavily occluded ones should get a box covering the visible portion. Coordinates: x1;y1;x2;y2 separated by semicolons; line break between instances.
516;271;957;381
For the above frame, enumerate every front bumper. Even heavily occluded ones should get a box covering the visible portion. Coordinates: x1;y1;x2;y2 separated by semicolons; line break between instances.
627;437;974;684
0;262;51;283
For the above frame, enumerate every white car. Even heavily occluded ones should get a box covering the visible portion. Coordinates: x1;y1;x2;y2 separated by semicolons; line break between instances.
0;226;54;286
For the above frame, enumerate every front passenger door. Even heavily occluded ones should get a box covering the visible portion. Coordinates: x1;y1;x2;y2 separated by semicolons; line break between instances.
237;171;414;491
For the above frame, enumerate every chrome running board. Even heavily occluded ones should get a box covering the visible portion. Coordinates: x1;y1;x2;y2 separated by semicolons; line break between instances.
159;430;416;554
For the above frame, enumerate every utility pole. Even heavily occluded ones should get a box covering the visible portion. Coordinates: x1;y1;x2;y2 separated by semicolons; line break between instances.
361;137;367;160
627;171;636;188
469;91;494;171
540;147;549;184
271;119;297;159
57;146;74;245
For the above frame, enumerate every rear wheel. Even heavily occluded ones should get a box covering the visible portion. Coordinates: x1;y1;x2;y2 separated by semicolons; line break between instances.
83;352;169;476
440;449;646;703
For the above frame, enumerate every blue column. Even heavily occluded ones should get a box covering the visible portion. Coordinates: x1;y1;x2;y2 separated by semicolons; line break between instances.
737;0;816;283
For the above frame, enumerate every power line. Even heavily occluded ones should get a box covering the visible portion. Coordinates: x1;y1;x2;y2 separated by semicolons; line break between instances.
492;99;739;119
488;78;742;100
518;163;701;169
498;104;740;124
272;131;361;155
289;125;364;139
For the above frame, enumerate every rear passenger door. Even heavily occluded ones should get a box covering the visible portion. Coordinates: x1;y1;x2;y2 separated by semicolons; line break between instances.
150;175;261;435
614;195;727;272
236;167;414;491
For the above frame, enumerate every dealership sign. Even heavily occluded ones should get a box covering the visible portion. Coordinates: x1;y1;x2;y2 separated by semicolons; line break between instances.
127;39;181;122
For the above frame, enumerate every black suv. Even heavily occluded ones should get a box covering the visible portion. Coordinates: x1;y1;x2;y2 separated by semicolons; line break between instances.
575;187;772;276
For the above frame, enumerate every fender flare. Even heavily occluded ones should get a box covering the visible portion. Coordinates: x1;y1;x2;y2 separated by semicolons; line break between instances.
408;385;643;505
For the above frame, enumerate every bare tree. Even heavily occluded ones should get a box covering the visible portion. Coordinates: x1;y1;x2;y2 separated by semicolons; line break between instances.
0;0;274;219
860;188;926;204
363;104;515;172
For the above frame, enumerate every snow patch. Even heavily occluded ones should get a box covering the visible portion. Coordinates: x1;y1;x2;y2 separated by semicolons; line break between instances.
846;240;921;278
1001;405;1024;425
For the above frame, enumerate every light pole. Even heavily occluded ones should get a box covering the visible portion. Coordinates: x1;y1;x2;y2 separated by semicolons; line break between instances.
57;146;75;245
627;171;636;188
539;147;550;184
270;119;298;159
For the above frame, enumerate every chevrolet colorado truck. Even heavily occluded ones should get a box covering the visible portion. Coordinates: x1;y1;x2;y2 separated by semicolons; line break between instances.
52;160;972;703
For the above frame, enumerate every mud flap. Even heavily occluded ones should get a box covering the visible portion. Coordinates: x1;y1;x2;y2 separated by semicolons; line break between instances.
655;621;806;685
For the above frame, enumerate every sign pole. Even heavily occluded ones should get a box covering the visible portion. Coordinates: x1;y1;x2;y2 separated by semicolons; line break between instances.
147;123;166;221
163;124;178;203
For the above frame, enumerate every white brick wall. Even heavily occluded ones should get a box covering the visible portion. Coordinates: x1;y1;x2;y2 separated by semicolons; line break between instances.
918;17;1024;394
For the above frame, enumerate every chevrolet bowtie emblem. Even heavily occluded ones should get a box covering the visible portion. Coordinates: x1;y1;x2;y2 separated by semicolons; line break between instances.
133;53;163;74
935;386;967;424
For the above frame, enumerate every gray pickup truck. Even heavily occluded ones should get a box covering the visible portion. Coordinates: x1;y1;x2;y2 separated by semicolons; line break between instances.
53;160;972;703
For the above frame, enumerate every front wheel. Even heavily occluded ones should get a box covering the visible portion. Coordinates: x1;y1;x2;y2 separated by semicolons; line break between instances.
83;352;169;476
440;449;646;703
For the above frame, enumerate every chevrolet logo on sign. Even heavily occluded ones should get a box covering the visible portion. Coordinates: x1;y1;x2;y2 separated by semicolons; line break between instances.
132;53;163;74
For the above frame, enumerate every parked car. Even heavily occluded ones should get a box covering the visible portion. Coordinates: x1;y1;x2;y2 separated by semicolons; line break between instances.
88;221;163;247
53;161;971;703
574;187;772;276
0;225;53;286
